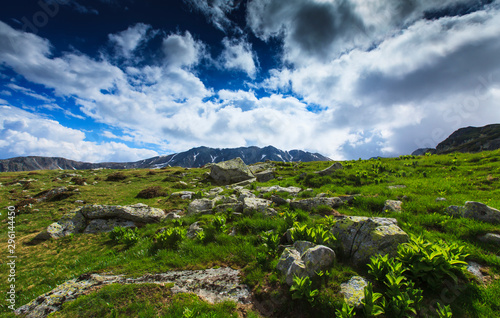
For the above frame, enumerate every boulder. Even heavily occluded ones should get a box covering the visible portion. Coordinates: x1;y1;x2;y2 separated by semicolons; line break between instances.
187;199;214;215
478;233;500;245
243;197;277;216
277;241;336;285
257;185;302;196
187;222;203;239
171;191;195;199
42;210;87;239
84;219;136;234
315;162;343;176
383;200;403;213
255;169;275;182
210;158;255;185
447;201;500;224
165;211;182;219
331;216;408;266
290;197;343;212
80;203;165;223
340;276;369;307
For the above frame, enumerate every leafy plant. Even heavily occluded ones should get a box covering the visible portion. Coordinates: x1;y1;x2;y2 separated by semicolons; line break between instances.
436;302;453;318
212;215;227;233
290;223;336;246
154;227;186;249
361;282;384;317
335;302;355;318
109;226;139;245
261;231;280;255
289;275;319;305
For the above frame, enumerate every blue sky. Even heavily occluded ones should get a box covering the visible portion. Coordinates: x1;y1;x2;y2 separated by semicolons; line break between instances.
0;0;499;162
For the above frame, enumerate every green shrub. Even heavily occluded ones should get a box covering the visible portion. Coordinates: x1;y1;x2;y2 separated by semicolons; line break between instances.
290;223;336;247
106;172;127;181
109;227;139;245
136;186;168;199
289;275;318;304
212;215;227;233
154;227;186;249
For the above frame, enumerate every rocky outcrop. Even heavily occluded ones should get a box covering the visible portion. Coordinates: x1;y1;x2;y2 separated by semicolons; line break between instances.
210;157;255;185
290;197;343;212
331;216;408;266
277;241;336;285
34;204;165;240
15;268;251;318
340;276;369;307
479;233;500;244
243;197;277;216
446;201;500;224
383;200;402;213
315;162;343;176
187;199;214;215
257;185;302;196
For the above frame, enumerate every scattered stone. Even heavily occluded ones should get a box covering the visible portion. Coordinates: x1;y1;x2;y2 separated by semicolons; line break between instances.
447;201;500;224
15;268;251;318
205;187;224;198
187;199;214;215
237;189;256;201
254;169;275;182
257;185;303;196
165;211;182;219
210;158;255;185
81;203;166;223
34;187;72;202
290;197;343;212
84;219;136;234
243;197;277;216
331;216;408;266
340;276;369;307
74;200;85;204
187;222;204;239
387;185;406;190
383;200;403;213
171;191;195;200
478;233;500;245
270;195;289;206
315;162;343;176
436;197;447;202
277;241;336;285
249;162;274;174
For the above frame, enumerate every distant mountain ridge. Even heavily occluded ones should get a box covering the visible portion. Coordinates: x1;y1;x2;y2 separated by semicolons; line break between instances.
0;146;331;172
412;124;500;156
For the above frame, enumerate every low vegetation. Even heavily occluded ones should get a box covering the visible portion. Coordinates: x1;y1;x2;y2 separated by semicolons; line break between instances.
1;150;500;317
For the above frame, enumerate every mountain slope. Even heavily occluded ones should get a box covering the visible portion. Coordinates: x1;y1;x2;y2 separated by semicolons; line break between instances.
0;146;331;172
412;124;500;155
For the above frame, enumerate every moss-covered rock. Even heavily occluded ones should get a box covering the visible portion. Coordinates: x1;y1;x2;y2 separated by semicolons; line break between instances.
340;276;368;307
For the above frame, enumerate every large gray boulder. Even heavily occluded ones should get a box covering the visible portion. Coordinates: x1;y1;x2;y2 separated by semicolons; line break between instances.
80;203;165;223
447;201;500;224
43;210;87;239
277;241;336;285
331;216;408;266
243;197;277;216
290;197;343;212
210;158;255;185
187;199;214;215
315;162;343;176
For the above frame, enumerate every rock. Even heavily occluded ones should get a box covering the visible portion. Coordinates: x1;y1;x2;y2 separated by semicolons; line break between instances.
383;200;402;213
171;191;195;199
237;189;256;201
478;233;500;245
229;178;257;187
243;197;277;216
340;276;369;307
165;211;182;219
467;262;485;282
187;199;214;215
387;185;406;190
446;201;500;224
15;268;251;318
35;187;70;202
315;162;343;176
205;187;224;198
249;162;274;174
74;200;85;204
270;195;289;206
187;222;203;239
331;216;408;266
210;158;255;185
44;210;87;239
436;197;447;202
84;219;136;234
257;185;303;196
277;241;336;285
290;197;343;212
255;169;275;182
80;204;166;223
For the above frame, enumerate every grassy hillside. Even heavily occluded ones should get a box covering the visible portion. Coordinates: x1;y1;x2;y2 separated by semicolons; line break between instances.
1;151;500;317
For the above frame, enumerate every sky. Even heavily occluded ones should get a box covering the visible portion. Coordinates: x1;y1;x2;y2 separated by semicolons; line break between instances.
0;0;499;162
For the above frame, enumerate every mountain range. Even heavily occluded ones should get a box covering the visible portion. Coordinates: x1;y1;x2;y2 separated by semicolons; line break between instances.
0;146;331;172
412;124;500;156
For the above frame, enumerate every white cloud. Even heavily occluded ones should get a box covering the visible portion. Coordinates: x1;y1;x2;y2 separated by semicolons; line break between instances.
162;31;206;68
109;23;152;58
184;0;242;33
6;83;54;102
219;37;258;78
0;106;158;162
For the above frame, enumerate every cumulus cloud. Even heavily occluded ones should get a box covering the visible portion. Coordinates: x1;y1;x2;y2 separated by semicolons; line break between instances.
162;31;206;68
219;37;258;78
109;23;152;58
0;105;158;162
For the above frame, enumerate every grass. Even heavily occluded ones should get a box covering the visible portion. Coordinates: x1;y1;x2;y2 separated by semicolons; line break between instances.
1;151;500;317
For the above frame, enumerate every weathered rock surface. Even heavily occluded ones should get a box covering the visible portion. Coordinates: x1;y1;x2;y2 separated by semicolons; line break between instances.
277;241;335;285
447;201;500;224
340;276;369;307
187;222;204;239
383;200;403;213
254;169;275;182
187;199;214;215
315;162;343;176
257;185;302;196
290;197;343;212
331;216;408;265
210;158;255;185
15;268;251;318
34;204;166;240
243;197;277;216
478;233;500;245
